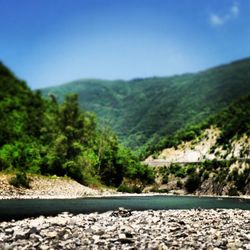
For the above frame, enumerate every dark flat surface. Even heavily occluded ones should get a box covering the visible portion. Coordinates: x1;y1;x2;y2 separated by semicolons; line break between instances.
0;196;249;221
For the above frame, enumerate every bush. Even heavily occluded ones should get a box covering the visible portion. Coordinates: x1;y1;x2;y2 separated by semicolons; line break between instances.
176;179;183;188
117;184;142;193
203;170;209;180
117;184;131;193
186;165;196;175
0;157;10;171
185;172;201;193
9;172;30;188
234;168;250;193
169;163;186;177
228;187;239;196
150;187;169;193
175;168;186;178
126;164;155;185
162;174;169;184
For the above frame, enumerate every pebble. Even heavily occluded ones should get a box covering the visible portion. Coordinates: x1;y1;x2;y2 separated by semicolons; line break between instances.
0;208;249;249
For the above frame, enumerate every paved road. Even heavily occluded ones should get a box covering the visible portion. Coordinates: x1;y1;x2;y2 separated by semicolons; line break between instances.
143;158;250;167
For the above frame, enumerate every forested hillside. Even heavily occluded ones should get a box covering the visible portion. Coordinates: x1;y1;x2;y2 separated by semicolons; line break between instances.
144;94;250;196
42;58;250;147
145;94;250;157
0;62;154;189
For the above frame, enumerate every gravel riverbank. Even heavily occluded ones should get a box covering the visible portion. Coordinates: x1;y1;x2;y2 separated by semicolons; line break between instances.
0;174;102;199
1;208;249;249
1;174;250;200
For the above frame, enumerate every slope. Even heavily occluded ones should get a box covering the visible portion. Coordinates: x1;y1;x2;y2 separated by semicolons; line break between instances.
41;58;250;148
0;62;154;189
144;94;250;196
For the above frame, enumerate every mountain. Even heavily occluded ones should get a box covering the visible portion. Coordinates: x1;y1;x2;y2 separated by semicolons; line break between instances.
41;58;250;147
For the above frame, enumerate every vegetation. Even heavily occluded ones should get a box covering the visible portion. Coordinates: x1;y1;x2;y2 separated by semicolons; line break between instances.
1;58;249;195
156;159;249;195
9;172;30;188
145;93;250;158
0;62;154;188
117;184;142;193
184;172;201;193
41;58;250;148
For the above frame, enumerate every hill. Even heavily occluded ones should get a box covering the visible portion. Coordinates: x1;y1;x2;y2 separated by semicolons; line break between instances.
144;94;250;196
0;62;153;190
41;58;250;147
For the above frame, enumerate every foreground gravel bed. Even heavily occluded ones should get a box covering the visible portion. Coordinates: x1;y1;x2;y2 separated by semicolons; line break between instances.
0;209;250;250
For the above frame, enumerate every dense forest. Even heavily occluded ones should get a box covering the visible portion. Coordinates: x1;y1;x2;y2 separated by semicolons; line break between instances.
0;62;154;189
42;58;250;147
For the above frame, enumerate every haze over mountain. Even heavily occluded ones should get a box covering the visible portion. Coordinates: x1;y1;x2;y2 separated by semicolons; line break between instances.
41;58;250;147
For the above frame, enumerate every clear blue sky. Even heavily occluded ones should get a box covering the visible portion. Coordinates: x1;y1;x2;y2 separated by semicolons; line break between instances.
0;0;250;89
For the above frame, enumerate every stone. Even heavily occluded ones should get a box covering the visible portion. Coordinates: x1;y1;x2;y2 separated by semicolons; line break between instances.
111;207;132;217
45;231;57;238
39;244;50;250
125;232;133;238
4;228;14;234
13;230;30;240
0;208;249;249
118;238;134;244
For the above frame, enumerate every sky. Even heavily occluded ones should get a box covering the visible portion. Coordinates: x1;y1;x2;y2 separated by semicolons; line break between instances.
0;0;250;89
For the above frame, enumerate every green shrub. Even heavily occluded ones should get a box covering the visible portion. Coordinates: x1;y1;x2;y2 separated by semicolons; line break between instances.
169;163;186;177
117;184;131;193
175;168;186;178
131;185;142;193
203;170;209;180
234;168;250;193
9;172;30;188
186;165;196;175
150;187;169;193
0;157;10;171
126;164;155;185
228;187;239;196
185;172;201;193
176;179;183;188
117;184;142;193
162;174;169;184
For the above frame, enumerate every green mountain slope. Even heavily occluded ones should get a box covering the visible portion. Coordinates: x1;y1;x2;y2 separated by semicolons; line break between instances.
41;58;250;148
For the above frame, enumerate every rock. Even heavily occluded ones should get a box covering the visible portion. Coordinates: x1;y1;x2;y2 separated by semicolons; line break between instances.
244;243;250;250
111;207;132;217
28;226;40;235
13;229;30;240
118;233;126;239
46;231;57;238
125;232;133;238
118;238;134;244
0;208;249;249
241;233;250;241
39;244;50;250
4;228;14;234
169;226;181;232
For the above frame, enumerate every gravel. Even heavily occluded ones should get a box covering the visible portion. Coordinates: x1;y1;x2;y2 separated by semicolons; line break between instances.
0;208;249;249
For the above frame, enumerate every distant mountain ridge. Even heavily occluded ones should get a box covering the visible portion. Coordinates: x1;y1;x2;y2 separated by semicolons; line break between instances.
41;58;250;147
